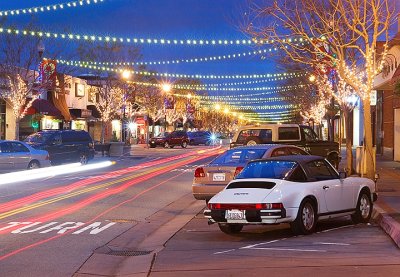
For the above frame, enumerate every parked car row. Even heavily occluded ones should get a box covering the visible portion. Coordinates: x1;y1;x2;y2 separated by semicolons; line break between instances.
148;130;218;148
0;129;96;172
192;142;377;236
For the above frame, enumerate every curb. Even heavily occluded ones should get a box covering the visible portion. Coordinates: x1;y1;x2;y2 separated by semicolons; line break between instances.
373;204;400;248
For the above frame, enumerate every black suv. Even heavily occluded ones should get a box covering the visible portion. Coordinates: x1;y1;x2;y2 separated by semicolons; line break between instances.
25;130;95;165
230;124;340;168
149;131;189;148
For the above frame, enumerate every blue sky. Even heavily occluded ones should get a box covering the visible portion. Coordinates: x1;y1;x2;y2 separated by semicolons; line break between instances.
0;0;269;81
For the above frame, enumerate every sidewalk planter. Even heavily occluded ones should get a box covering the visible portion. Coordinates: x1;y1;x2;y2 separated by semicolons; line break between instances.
109;142;125;157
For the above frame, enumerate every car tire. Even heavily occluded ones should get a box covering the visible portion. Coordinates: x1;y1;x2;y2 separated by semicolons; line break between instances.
246;138;260;146
291;198;317;235
80;153;88;165
351;190;372;224
149;145;156;148
218;223;243;234
181;141;188;148
27;160;40;170
164;142;170;148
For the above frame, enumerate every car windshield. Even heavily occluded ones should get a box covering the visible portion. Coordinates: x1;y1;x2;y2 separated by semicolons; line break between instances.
236;160;297;179
24;132;54;143
210;149;267;165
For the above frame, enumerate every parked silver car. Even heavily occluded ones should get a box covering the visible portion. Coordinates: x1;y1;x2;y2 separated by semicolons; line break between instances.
0;140;51;171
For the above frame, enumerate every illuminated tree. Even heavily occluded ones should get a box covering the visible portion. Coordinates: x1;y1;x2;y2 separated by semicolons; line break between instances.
247;0;395;179
89;82;124;143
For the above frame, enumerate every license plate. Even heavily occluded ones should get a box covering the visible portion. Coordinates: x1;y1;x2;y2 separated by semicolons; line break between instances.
213;173;225;181
225;209;245;220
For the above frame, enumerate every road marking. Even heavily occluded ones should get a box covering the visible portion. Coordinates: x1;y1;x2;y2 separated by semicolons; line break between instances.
0;221;117;235
240;239;280;249
249;247;327;252
214;249;236;255
313;242;350;246
319;225;354;233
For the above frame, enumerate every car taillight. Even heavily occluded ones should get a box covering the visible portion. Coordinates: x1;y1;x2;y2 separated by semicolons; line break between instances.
89;142;94;149
45;154;49;160
194;167;206;178
207;203;284;210
234;166;244;177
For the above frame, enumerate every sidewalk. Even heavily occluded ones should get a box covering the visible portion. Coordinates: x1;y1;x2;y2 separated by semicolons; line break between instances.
340;147;400;248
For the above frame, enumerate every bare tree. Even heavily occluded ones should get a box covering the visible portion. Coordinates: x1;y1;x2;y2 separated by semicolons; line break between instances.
246;0;395;179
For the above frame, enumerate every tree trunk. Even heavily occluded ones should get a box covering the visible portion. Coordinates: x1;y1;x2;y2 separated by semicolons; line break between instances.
344;109;354;175
101;121;105;144
15;118;20;140
362;98;375;180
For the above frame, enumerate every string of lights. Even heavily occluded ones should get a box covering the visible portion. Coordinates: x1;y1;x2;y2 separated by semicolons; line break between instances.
0;26;304;46
132;82;306;92
0;0;105;17
57;60;305;80
57;46;282;66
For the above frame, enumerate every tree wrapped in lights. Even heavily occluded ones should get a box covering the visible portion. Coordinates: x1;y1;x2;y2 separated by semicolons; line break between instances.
247;0;395;179
0;74;44;139
89;83;124;143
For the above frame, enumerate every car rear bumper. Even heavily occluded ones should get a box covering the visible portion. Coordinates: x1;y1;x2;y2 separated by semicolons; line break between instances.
204;208;288;224
192;184;226;200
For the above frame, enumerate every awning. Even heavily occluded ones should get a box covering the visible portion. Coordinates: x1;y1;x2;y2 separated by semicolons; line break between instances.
30;99;62;117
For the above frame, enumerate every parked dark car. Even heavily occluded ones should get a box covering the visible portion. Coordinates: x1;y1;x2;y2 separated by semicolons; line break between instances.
230;124;340;168
24;130;95;165
149;131;189;148
187;131;213;145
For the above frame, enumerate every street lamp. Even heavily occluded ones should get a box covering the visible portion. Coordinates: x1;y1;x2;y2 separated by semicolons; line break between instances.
162;83;171;132
121;70;131;143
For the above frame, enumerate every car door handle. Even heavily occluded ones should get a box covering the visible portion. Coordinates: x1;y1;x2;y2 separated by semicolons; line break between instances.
323;185;329;190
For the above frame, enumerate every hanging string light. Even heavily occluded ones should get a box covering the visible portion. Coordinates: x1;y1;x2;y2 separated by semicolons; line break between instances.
0;0;106;17
57;46;282;66
0;26;305;46
57;59;305;80
133;80;306;94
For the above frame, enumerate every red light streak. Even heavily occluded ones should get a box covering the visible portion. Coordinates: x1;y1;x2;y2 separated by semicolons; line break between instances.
0;150;218;261
0;147;221;214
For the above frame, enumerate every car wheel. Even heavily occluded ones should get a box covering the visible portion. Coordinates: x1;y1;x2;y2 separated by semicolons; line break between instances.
27;160;40;170
164;142;170;148
218;223;243;234
351;190;372;224
181;141;188;148
291;198;317;235
149;145;156;148
80;153;88;165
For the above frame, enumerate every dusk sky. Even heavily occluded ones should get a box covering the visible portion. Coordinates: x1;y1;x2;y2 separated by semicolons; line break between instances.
0;0;271;84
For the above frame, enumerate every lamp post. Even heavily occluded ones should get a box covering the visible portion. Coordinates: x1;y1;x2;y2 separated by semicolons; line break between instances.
162;83;171;133
121;70;131;143
36;40;45;131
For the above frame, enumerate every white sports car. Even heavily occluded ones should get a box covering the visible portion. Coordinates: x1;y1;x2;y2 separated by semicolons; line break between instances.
204;155;377;235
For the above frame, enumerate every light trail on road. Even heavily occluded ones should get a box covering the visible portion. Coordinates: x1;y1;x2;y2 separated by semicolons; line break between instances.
0;148;219;261
0;146;221;214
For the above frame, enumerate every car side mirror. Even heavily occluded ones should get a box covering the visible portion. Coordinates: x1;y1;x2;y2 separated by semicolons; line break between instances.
339;171;347;179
